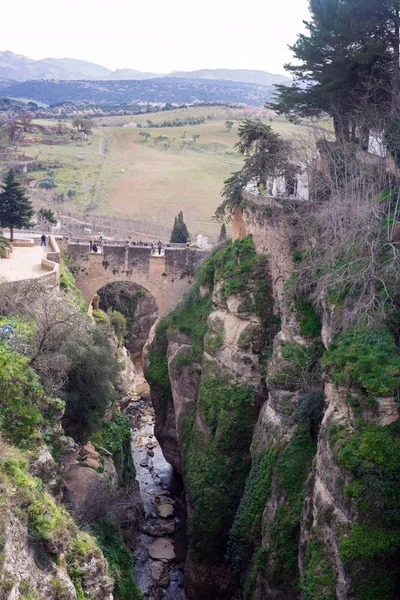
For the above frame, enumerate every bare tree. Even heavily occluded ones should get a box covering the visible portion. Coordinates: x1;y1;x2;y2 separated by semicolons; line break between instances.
19;110;34;133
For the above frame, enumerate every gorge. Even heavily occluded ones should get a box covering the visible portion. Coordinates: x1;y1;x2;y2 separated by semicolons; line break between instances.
1;186;400;600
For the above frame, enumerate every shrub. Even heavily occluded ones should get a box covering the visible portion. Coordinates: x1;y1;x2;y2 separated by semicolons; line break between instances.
38;177;57;189
322;325;400;395
62;326;120;443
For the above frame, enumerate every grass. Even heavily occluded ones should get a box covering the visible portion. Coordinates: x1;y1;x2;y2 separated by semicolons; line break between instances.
1;107;304;241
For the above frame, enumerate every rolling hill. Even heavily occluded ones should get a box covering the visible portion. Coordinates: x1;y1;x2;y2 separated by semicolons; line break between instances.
0;51;290;86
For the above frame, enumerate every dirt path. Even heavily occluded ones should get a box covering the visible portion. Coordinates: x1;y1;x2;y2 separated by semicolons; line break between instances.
0;245;47;282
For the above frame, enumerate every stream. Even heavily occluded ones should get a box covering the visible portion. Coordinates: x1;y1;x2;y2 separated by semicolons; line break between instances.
127;393;187;600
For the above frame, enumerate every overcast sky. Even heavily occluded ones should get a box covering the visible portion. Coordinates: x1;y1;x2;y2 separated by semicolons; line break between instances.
3;0;310;74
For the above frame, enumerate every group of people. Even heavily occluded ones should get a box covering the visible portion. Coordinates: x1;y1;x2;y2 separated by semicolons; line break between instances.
89;236;102;253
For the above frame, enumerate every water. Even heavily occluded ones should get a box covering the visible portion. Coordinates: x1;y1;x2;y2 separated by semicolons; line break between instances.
128;395;187;599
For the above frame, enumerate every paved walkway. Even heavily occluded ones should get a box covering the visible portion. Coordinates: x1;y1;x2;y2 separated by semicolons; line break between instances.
0;245;48;282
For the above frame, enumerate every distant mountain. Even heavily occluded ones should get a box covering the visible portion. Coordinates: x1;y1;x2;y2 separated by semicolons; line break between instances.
0;51;289;86
1;77;277;106
168;69;291;86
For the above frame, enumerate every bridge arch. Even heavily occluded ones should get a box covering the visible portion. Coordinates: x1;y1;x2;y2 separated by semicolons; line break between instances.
67;241;209;317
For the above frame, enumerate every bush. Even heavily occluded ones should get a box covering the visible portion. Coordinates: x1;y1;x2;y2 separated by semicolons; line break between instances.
62;326;121;443
0;342;59;448
38;177;57;189
91;520;143;600
322;326;400;395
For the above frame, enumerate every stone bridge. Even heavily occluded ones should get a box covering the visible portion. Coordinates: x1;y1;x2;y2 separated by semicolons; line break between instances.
67;241;210;316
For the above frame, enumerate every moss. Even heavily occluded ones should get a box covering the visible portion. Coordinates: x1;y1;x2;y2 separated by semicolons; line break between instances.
59;262;87;312
91;411;135;486
295;300;321;337
179;373;257;564
92;308;108;324
267;427;317;589
228;445;279;575
270;341;322;391
322;325;400;396
91;520;143;600
0;342;63;449
301;539;336;600
66;532;107;599
197;237;258;299
336;423;400;599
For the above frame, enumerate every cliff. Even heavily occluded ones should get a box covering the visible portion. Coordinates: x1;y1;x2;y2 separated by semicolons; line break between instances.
145;197;400;600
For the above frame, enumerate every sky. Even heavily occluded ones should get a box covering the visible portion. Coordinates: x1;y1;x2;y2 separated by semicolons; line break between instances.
2;0;310;74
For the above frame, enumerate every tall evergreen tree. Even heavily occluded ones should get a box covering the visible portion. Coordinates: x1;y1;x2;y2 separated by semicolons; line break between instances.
170;211;190;243
0;169;34;241
271;0;394;143
218;223;227;243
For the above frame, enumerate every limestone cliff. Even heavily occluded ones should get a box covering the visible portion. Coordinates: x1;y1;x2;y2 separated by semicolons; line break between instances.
146;196;400;600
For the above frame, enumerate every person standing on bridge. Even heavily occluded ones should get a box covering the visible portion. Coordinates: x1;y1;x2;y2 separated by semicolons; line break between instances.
40;233;46;246
157;240;162;255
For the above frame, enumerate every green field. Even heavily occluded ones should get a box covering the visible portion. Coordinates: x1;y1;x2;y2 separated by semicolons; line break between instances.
4;107;305;241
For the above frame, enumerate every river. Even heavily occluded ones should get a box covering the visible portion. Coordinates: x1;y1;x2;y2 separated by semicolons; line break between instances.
127;393;187;599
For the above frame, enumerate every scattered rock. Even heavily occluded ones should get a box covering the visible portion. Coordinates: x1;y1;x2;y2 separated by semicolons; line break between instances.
147;449;154;457
140;456;149;468
80;441;100;461
150;561;170;587
141;520;175;537
84;457;101;469
155;502;174;519
147;538;175;561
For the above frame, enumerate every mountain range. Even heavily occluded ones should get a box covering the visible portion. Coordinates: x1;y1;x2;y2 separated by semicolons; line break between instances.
0;50;290;86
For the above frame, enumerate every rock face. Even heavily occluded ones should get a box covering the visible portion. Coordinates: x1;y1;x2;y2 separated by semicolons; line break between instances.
146;198;400;600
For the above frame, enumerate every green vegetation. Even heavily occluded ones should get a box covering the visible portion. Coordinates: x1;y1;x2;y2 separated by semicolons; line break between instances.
0;342;63;448
0;169;34;241
62;324;121;443
295;300;321;337
270;340;322;391
59;261;87;311
170;210;190;243
0;447;111;598
91;411;135;486
335;423;400;599
228;445;279;576
180;372;257;564
97;282;144;346
91;520;143;600
198;237;257;299
323;326;400;396
301;539;335;600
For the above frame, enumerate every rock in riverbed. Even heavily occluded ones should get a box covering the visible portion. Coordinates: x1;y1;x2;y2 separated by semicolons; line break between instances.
147;538;175;561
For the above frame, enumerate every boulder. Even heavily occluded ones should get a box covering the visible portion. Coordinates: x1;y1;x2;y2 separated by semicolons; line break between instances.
147;538;175;561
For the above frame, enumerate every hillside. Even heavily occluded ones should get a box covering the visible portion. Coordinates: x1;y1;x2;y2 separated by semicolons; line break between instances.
1;77;277;106
0;51;290;86
168;68;290;86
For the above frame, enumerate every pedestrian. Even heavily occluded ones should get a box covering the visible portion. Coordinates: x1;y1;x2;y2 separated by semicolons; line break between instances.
89;240;93;251
92;243;98;253
157;240;162;255
40;234;46;246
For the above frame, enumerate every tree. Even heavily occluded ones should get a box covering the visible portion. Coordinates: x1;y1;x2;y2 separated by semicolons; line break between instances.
170;211;190;243
225;120;234;132
37;207;57;230
18;109;34;133
139;131;151;141
270;0;394;143
214;120;290;222
0;169;34;241
192;134;200;142
72;118;92;134
218;223;227;243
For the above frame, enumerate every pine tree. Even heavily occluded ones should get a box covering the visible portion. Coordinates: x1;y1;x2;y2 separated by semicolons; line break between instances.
218;223;227;243
170;211;190;243
271;0;394;142
0;169;34;241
